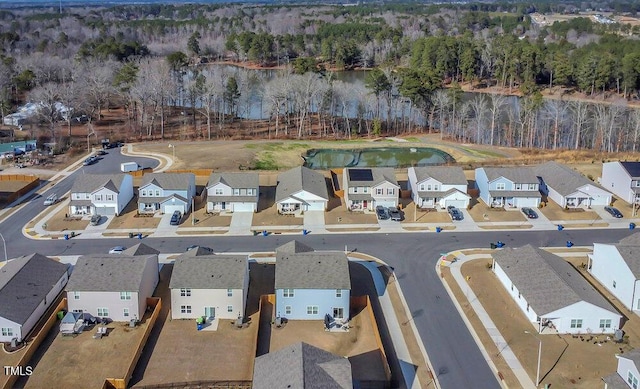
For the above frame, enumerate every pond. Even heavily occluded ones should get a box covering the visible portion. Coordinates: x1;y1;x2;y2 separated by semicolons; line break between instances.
302;147;455;169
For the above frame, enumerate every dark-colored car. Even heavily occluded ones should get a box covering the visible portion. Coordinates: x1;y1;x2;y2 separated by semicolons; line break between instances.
447;206;463;221
605;206;623;218
388;207;403;221
90;214;102;226
83;156;97;166
521;207;538;219
170;210;182;225
376;205;389;220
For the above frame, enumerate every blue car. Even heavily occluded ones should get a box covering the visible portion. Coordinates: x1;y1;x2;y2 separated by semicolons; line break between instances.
605;206;623;218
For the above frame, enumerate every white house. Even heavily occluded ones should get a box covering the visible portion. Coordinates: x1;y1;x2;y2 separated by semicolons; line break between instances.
0;254;69;343
169;255;249;321
253;342;353;389
602;161;640;205
408;166;470;209
534;161;612;208
603;349;640;389
275;166;328;215
69;174;134;216
475;167;541;208
138;172;196;215
342;167;399;211
206;172;259;213
493;244;621;334
66;253;159;322
275;241;350;321
589;233;640;313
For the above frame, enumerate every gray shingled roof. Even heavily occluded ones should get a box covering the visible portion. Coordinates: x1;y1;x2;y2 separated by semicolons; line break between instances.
611;233;640;278
275;251;350;290
71;174;127;194
207;172;259;190
412;166;468;186
602;372;628;389
0;254;69;325
617;233;640;246
344;167;397;187
253;342;353;389
493;245;618;316
276;166;328;202
141;173;194;190
276;240;314;255
169;255;248;289
489;190;541;198
483;167;539;184
620;349;640;371
123;243;160;256
66;254;157;292
176;246;213;258
533;162;606;197
417;188;470;199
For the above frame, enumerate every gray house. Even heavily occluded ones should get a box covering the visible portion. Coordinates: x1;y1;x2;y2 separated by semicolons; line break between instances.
169;255;249;321
342;167;399;211
66;254;159;322
276;166;329;215
275;241;350;321
0;254;69;342
475;167;541;208
602;161;640;205
138;172;196;215
69;173;134;216
253;342;353;389
206;172;259;213
603;348;640;389
534;162;612;208
408;166;470;209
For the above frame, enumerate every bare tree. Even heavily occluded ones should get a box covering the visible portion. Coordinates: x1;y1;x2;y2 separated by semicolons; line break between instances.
468;94;487;144
432;90;450;139
569;100;591;150
544;99;569;150
488;93;506;145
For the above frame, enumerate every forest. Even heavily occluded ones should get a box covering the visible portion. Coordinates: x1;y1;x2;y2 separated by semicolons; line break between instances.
2;1;640;153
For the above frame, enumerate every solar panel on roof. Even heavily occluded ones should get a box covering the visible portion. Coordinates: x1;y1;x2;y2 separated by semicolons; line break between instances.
348;169;373;181
622;162;640;178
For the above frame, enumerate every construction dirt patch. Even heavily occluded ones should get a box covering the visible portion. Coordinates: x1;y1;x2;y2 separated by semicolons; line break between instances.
43;203;89;232
539;201;602;221
325;197;378;225
402;204;454;224
186;196;232;228
107;200;161;230
468;202;529;223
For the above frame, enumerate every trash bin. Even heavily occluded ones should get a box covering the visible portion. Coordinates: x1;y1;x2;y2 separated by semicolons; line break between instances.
496;241;505;248
262;230;268;236
137;233;142;239
303;229;308;235
436;227;442;233
566;240;574;247
129;232;134;238
57;311;65;320
197;323;203;331
557;225;564;231
70;231;75;237
490;243;497;249
631;223;636;230
64;234;69;240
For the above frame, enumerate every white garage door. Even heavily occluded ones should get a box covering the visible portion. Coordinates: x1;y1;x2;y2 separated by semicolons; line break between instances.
444;199;467;209
375;200;396;208
95;206;116;215
306;201;326;211
163;204;185;215
233;202;255;212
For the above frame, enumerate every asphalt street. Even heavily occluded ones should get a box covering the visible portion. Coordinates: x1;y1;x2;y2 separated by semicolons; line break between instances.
4;150;634;389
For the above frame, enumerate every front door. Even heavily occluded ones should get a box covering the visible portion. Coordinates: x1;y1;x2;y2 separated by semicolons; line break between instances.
204;307;215;320
363;200;368;209
221;202;226;210
333;307;344;319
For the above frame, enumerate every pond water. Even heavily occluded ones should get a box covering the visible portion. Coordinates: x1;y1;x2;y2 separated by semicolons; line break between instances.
303;147;454;169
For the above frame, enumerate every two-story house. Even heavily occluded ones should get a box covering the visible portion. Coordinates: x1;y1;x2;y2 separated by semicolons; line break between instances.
475;167;541;208
69;174;134;216
275;241;350;321
206;172;259;213
602;161;640;205
342;168;399;211
169;255;249;321
534;161;612;208
66;253;159;322
408;166;470;209
138;172;196;215
603;349;640;389
276;166;328;215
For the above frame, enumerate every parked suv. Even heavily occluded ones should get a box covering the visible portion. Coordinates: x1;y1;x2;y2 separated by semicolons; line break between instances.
388;207;403;221
604;206;623;218
376;205;389;220
447;206;463;221
170;210;182;225
43;194;58;206
90;214;102;226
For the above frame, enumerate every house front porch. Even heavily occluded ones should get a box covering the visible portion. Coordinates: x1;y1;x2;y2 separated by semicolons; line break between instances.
139;202;160;214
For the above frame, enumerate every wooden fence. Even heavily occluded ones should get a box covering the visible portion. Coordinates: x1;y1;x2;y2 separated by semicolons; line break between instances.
352;295;392;383
132;380;252;389
0;174;39;203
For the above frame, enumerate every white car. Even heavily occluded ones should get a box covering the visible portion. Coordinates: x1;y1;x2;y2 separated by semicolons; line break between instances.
43;194;58;206
108;246;126;254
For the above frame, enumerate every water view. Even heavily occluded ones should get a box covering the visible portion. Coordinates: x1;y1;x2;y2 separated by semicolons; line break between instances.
303;147;454;169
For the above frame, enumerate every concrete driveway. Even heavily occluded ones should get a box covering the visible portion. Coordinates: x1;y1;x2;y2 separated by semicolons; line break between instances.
452;209;479;231
229;212;254;235
525;209;556;230
83;215;114;232
303;210;326;233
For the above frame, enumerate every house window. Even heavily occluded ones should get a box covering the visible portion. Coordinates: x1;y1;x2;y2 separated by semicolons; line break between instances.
333;307;344;319
1;328;13;337
227;305;233;313
528;184;536;190
336;289;342;298
73;291;80;300
376;188;383;195
387;188;394;195
570;319;583;329
285;306;292;315
120;292;131;300
599;319;612;329
180;305;191;314
613;280;617;288
514;183;522;190
84;194;90;199
526;304;530;312
426;184;432;191
180;288;191;297
155;190;160;196
227;289;233;297
123;308;129;317
283;289;294;298
97;308;109;317
215;188;223;195
363;187;369;193
233;188;240;195
419;184;425;191
511;284;514;291
629;371;639;389
106;194;113;201
95;194;102;201
141;190;146;196
434;185;439;191
496;183;506;190
306;306;319;315
352;187;358;193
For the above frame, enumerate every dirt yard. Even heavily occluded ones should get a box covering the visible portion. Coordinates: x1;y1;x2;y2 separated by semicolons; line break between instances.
43;204;89;232
107;199;161;230
539;201;602;221
457;257;637;389
186;196;232;228
325;197;378;225
252;186;303;228
402;203;453;224
468;201;529;223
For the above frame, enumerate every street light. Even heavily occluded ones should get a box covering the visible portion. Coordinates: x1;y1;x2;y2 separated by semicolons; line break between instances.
524;330;542;387
168;144;175;160
0;233;8;263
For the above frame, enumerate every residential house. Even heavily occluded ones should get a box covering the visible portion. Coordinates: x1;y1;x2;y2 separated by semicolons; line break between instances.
342;168;399;211
275;166;328;215
66;254;159;322
206;172;259;213
475;167;541;208
589;233;640;313
408;166;470;209
534;161;612;208
69;174;134;216
493;244;621;334
602;162;640;205
0;254;69;342
603;349;640;389
138;172;196;215
275;241;350;321
253;342;353;389
169;255;249;320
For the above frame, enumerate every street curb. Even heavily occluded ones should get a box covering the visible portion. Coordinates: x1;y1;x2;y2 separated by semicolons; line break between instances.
121;144;172;172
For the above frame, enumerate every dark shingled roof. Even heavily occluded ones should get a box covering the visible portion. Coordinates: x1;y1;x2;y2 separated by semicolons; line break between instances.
276;240;314;255
123;243;159;256
253;342;353;389
533;161;607;197
207;172;259;190
0;254;69;325
169;255;248;289
411;166;468;186
482;167;539;184
621;162;640;179
275;250;350;290
276;166;328;202
71;174;127;194
66;254;157;292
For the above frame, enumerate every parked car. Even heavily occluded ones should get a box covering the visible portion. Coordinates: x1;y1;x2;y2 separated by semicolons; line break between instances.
83;156;97;166
604;206;623;218
376;205;389;220
170;210;182;225
43;194;58;206
108;246;126;254
90;214;102;226
447;206;463;221
388;207;403;221
96;150;107;156
521;207;538;219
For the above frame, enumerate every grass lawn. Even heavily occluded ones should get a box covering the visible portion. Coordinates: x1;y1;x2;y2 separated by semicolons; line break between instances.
539;201;602;221
43;205;89;232
107;200;160;230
